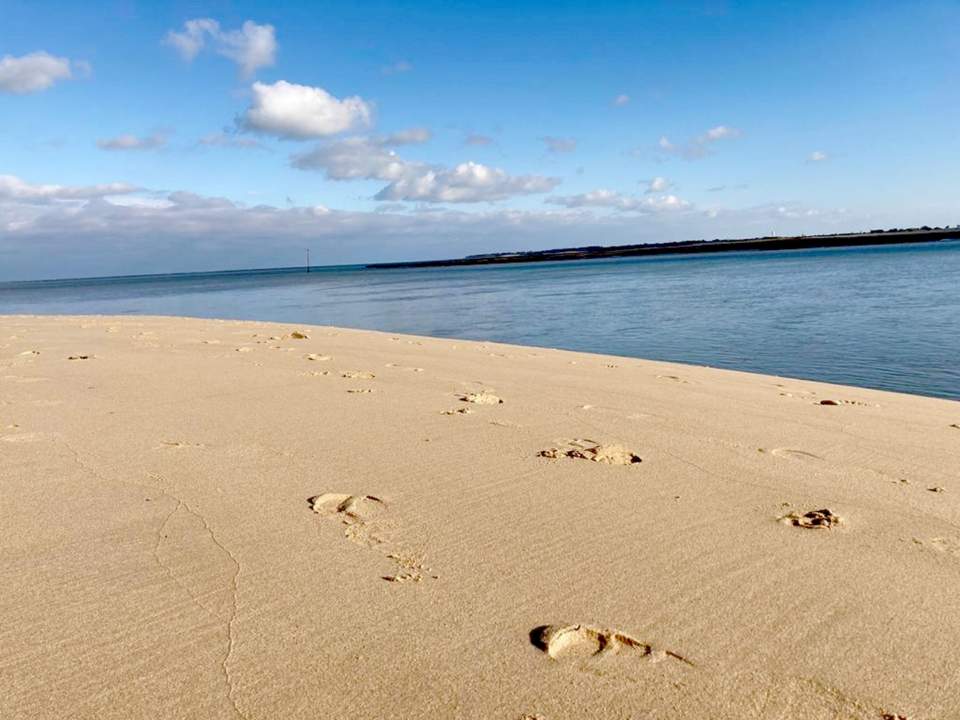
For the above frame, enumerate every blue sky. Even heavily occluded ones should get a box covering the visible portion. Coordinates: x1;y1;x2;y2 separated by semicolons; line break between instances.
1;0;958;280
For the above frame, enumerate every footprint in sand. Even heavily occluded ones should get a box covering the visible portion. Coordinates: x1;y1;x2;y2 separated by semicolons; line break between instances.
382;550;435;584
310;493;386;525
538;439;641;465
458;391;503;405
657;374;687;383
347;388;374;394
305;353;331;362
342;370;376;379
309;493;389;548
67;355;93;361
530;624;693;666
308;494;436;582
288;331;310;339
816;399;875;407
779;508;842;529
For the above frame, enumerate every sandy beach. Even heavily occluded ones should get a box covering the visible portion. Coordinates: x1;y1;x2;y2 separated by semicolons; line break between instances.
2;314;958;719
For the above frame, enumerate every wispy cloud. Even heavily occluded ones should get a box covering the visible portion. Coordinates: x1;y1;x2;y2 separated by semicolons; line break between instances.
165;19;276;76
706;183;749;192
613;93;630;107
96;131;169;151
383;127;431;145
0;174;138;202
643;176;672;193
198;132;266;150
0;51;85;94
547;189;689;212
465;133;494;146
656;125;742;160
808;150;829;162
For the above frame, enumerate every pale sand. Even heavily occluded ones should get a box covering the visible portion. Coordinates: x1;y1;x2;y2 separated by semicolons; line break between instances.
1;314;958;719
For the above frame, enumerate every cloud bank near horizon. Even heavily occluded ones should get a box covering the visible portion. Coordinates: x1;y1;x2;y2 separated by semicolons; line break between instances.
0;172;873;281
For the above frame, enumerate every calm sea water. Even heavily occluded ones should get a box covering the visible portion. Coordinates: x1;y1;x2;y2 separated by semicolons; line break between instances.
2;241;959;400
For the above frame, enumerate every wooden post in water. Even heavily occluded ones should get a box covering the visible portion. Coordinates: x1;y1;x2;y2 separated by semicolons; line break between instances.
306;248;311;273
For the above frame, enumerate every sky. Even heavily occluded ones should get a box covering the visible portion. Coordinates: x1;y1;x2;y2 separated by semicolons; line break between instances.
1;0;958;280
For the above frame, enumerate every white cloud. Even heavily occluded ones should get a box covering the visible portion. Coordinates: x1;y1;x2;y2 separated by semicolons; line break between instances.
0;52;80;94
656;125;742;160
165;18;276;76
543;136;577;153
613;94;630;107
644;176;672;193
96;132;169;151
240;80;373;140
293;137;559;203
0;174;138;202
547;189;690;212
808;150;829;162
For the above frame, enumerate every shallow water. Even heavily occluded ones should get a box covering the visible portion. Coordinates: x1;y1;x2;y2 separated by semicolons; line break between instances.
2;241;959;400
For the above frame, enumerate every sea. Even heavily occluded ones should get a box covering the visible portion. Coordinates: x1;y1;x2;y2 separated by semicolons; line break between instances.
2;240;958;400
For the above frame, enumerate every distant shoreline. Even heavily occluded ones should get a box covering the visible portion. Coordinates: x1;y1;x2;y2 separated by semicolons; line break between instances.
3;228;957;287
366;228;960;269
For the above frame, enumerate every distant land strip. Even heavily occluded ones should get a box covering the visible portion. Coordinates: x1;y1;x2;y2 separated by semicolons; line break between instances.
366;227;960;269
